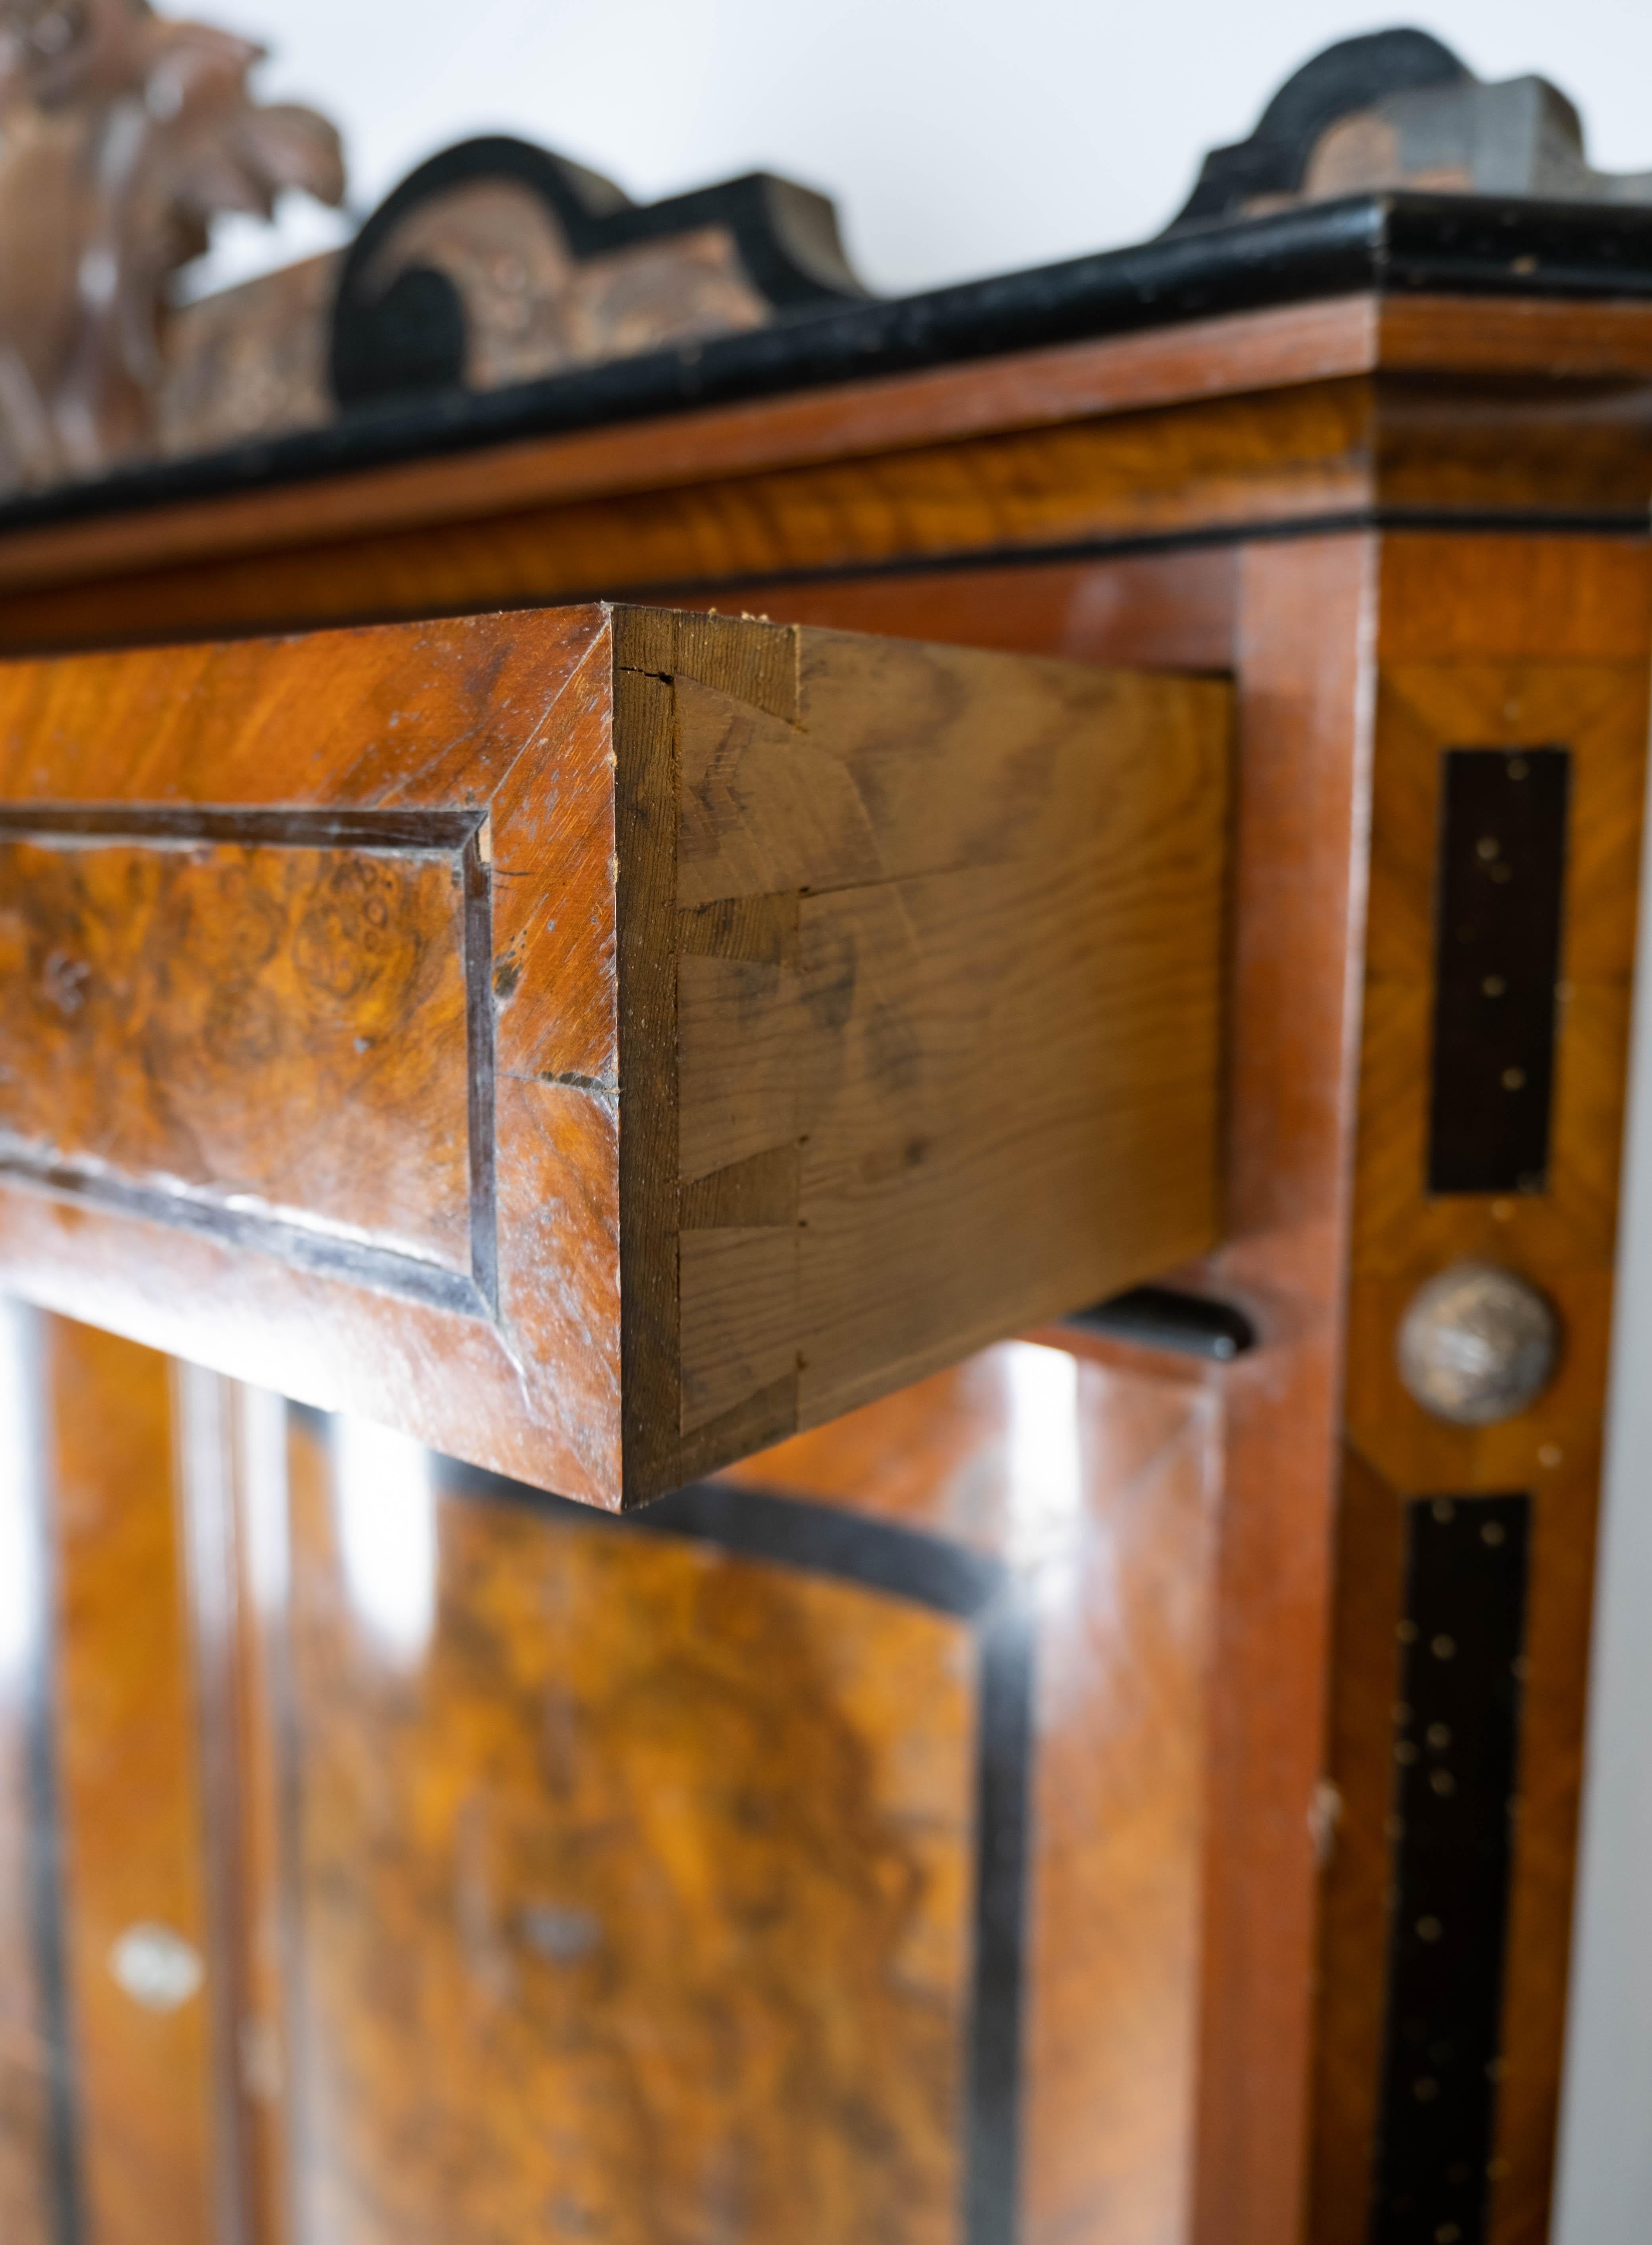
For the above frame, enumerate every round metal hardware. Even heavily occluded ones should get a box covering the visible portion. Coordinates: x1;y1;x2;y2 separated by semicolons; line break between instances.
1396;1261;1559;1427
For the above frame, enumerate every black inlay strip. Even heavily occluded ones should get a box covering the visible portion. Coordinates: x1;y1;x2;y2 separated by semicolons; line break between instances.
967;1594;1034;2245
1428;749;1570;1196
15;1311;85;2245
1370;1492;1530;2245
13;189;1652;537
462;832;499;1317
0;800;503;1314
0;804;482;851
1065;1284;1256;1361
366;1436;1032;2245
0;1149;490;1317
394;507;1646;661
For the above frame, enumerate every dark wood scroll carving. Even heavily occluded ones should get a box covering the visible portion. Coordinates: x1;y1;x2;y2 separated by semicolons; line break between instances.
1170;29;1652;228
0;0;344;491
328;135;867;413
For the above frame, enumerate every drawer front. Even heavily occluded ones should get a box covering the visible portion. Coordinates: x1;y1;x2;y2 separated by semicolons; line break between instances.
0;603;1229;1507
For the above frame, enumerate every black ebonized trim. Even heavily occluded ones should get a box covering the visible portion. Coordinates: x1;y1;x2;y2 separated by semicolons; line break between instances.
331;136;865;411
15;1311;85;2245
403;1442;1032;2245
1370;1492;1530;2245
0;804;483;851
0;1149;490;1316
461;831;499;1318
1427;748;1570;1197
1065;1285;1257;1361
0;802;502;1315
967;1593;1034;2245
1169;30;1470;229
12;191;1652;538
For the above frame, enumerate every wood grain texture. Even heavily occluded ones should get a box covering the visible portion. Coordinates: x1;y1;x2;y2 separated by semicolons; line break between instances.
721;1336;1224;2245
44;1317;213;2245
6;291;1652;657
1310;535;1652;2245
281;1408;975;2245
0;838;473;1272
702;549;1240;675
0;605;634;1506
6;283;1649;2245
1192;536;1378;2245
656;616;1230;1461
8;288;1652;621
0;604;1228;1508
0;381;1373;649
0;293;1381;607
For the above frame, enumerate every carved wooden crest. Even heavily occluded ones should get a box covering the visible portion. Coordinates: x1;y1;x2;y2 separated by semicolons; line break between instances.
0;0;344;488
1170;29;1652;228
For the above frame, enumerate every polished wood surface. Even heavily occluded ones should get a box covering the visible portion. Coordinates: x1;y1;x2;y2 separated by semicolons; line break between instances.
1310;534;1652;2245
9;1318;1223;2245
715;536;1375;2245
0;262;1646;2245
281;1408;976;2245
8;291;1652;656
46;1319;214;2245
1191;536;1378;2245
726;1343;1224;2245
12;288;1652;617
0;294;1387;602
0;605;1227;1507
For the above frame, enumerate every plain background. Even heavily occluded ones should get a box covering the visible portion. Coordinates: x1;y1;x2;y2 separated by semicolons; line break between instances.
206;2;1652;2228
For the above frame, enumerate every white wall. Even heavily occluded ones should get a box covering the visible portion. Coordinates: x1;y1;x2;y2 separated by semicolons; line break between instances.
206;0;1652;297
216;1;1652;2228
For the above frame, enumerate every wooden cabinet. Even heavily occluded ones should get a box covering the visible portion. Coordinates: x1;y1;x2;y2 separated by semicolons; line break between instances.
1;187;1649;2245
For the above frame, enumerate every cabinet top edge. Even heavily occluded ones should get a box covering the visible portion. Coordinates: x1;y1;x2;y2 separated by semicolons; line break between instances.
8;192;1652;541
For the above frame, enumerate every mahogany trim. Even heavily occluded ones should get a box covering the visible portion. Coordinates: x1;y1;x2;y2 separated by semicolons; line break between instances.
5;291;1652;605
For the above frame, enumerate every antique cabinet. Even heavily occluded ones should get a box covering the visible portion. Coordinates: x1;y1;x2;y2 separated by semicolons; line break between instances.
1;173;1649;2245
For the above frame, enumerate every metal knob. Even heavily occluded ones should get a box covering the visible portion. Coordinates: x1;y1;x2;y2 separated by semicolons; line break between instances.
1397;1262;1559;1427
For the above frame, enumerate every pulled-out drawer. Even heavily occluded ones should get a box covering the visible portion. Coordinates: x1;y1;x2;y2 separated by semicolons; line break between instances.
0;604;1228;1505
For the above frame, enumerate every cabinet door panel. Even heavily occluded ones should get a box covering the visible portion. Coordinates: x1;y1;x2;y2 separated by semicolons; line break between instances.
280;1411;982;2245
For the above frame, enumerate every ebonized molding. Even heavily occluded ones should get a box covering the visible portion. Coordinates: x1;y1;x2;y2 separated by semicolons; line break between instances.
1168;28;1468;230
11;190;1652;538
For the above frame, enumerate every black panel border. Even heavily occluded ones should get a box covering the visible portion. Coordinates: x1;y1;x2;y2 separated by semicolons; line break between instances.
1369;1491;1532;2245
1426;748;1571;1197
0;803;500;1317
381;1439;1036;2245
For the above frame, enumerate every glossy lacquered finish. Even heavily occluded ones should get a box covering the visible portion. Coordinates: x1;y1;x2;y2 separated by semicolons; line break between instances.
0;605;1227;1507
0;1312;1221;2245
0;264;1647;2245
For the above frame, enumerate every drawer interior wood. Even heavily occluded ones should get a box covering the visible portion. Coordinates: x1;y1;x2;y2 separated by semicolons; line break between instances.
0;604;1229;1506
